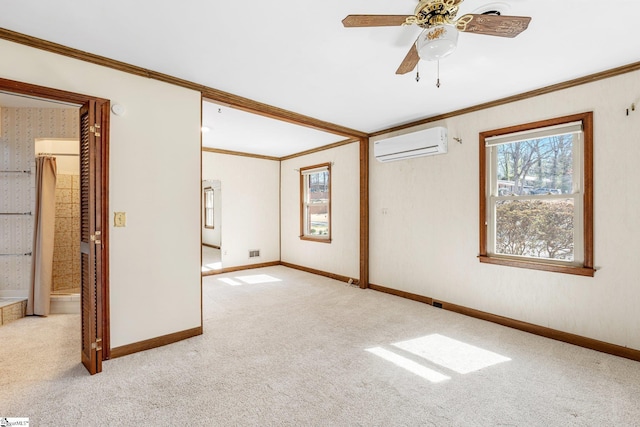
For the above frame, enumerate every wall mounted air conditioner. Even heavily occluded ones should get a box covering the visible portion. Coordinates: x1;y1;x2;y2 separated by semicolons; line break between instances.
374;126;448;163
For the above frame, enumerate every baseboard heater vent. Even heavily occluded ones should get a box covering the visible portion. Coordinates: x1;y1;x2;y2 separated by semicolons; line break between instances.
432;301;443;308
249;249;260;258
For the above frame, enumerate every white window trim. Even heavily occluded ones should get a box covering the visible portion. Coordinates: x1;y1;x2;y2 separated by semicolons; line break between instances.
486;123;584;265
204;187;214;229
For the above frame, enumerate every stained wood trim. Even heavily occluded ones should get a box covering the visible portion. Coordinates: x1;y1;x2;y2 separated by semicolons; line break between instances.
280;139;357;161
281;262;358;285
478;122;488;261
0;28;365;139
279;162;283;262
0;76;108;105
478;256;596;277
359;137;369;289
370;283;640;362
441;300;640;362
299;236;332;243
200;96;204;334
478;112;595;276
110;326;203;359
201;261;281;276
368;283;433;305
202;147;280;162
201;96;367;139
203;138;357;163
370;61;640;137
99;101;111;359
202;243;220;249
582;112;595;269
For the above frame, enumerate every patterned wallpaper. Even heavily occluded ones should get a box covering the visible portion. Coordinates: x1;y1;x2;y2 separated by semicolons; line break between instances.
52;174;81;293
0;107;78;296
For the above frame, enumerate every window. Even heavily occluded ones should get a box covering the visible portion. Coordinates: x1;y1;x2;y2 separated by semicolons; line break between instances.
204;187;214;229
300;163;331;242
479;112;594;276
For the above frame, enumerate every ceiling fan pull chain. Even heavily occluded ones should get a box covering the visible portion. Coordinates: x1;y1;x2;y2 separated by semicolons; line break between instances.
436;60;441;88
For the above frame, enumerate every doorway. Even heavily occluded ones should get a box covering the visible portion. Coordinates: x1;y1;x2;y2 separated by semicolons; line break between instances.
202;179;222;273
35;138;81;311
0;77;110;374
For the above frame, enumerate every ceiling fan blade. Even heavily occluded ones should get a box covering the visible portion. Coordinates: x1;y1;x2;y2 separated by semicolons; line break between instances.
342;15;412;27
396;43;420;75
456;14;531;38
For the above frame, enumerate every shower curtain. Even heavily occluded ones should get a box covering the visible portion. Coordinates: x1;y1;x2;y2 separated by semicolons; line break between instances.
27;156;57;316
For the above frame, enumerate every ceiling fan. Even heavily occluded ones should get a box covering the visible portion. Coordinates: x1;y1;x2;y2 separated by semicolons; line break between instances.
342;0;531;75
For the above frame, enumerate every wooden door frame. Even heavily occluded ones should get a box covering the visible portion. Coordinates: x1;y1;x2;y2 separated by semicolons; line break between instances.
0;77;111;360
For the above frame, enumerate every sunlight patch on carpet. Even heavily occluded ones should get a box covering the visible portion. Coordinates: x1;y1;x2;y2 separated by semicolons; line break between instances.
366;347;451;383
218;278;243;286
235;274;282;284
393;334;511;374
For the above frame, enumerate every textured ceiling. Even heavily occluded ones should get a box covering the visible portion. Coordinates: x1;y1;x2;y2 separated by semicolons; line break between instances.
3;1;640;156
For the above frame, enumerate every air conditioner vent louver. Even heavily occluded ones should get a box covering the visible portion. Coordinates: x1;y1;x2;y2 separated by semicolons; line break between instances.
374;126;448;162
249;250;260;258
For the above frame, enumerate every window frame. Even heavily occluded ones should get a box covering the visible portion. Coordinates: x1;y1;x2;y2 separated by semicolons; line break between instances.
204;186;214;229
299;162;332;243
479;112;594;276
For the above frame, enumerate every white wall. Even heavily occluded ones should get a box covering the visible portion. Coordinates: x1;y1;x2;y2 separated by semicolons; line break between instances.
35;138;79;174
202;152;280;268
281;142;360;280
370;69;640;351
1;39;202;348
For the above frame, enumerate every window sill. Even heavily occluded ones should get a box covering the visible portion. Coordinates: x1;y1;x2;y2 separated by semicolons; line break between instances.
299;236;332;244
204;226;214;230
478;255;595;277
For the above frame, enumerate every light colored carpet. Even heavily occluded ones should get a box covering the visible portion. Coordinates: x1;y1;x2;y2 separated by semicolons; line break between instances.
1;265;639;426
202;245;222;272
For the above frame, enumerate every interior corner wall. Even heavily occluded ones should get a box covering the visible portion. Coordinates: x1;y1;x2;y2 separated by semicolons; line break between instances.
280;142;360;279
202;152;280;268
369;69;640;351
0;39;202;348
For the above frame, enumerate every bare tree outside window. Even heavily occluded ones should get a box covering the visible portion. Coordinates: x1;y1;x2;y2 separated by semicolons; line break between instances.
495;135;575;260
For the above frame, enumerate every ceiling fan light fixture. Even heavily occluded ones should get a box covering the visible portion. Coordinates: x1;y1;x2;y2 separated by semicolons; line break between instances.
416;24;459;61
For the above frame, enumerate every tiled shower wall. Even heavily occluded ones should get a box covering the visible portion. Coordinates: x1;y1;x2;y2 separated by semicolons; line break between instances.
0;107;78;297
52;174;80;293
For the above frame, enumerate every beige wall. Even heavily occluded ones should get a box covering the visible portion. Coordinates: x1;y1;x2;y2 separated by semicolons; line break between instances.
0;39;202;348
202;152;280;268
370;69;640;351
280;142;360;280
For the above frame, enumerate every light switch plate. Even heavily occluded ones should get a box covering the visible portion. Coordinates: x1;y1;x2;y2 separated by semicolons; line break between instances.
114;212;126;227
